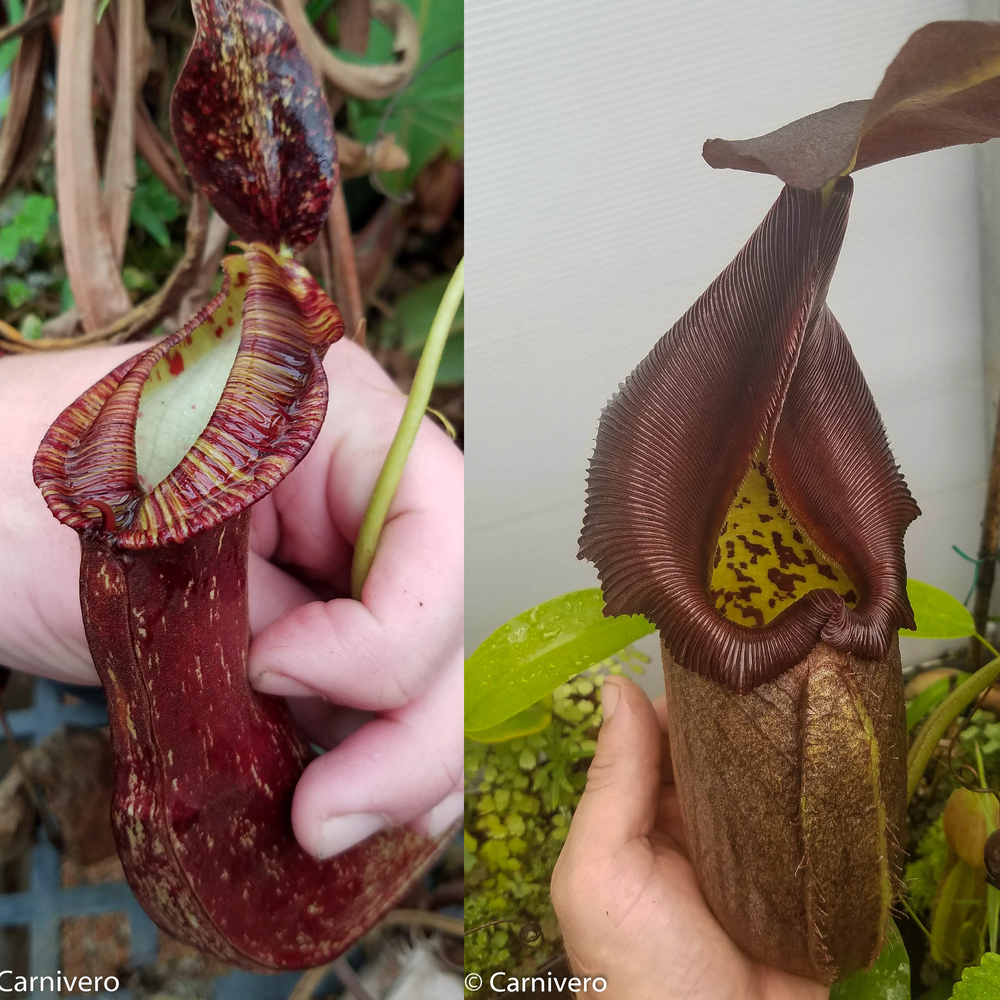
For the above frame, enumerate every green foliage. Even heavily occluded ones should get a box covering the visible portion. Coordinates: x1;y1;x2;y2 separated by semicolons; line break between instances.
465;657;643;981
0;193;55;263
906;815;949;918
465;588;653;733
909;662;1000;800
387;273;464;385
130;159;181;248
0;0;24;81
910;675;968;731
347;0;463;193
904;580;976;639
830;919;910;999
959;714;1000;762
951;952;1000;998
434;332;463;385
467;697;552;743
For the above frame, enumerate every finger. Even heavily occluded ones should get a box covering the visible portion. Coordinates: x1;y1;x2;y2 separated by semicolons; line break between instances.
564;677;663;858
248;348;463;710
290;650;462;858
247;552;319;638
247;470;463;709
284;698;374;749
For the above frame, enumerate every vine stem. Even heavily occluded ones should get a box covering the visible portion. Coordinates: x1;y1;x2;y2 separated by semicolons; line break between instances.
351;258;464;600
907;647;1000;799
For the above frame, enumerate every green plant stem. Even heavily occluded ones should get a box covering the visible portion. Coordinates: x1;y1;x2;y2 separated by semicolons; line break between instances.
908;653;1000;800
977;632;1000;662
900;894;932;944
350;258;465;600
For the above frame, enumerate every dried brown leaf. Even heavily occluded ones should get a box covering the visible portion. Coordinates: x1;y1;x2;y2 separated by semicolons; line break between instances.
56;0;132;330
281;0;419;100
703;20;1000;189
337;131;409;179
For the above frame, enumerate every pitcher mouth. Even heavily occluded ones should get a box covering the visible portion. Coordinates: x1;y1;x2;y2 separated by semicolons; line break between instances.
579;180;918;693
34;244;343;550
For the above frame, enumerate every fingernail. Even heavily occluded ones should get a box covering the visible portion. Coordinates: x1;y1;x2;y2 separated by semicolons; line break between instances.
425;791;463;839
317;813;387;859
602;680;620;720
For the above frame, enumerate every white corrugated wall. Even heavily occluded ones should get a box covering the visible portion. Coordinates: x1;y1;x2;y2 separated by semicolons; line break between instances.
465;1;992;684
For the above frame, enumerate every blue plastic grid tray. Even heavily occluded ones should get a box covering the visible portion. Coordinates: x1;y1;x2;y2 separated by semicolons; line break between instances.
1;677;326;1000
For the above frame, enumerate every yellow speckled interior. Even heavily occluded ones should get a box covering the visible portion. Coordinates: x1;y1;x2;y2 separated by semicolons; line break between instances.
711;458;857;626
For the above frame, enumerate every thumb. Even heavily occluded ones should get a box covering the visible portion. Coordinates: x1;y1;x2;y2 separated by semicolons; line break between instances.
565;676;663;857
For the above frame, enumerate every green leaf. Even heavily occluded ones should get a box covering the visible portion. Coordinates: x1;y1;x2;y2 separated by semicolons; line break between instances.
902;579;975;639
130;162;180;248
4;278;30;308
347;0;463;193
0;194;55;262
830;919;909;999
466;697;552;743
908;654;1000;799
907;674;967;731
0;0;24;76
305;0;335;20
435;331;463;385
465;589;653;733
952;952;1000;998
395;273;464;352
16;194;55;243
0;227;19;262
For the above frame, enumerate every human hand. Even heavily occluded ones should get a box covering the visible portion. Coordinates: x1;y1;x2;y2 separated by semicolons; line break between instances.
550;677;829;1000
0;336;462;859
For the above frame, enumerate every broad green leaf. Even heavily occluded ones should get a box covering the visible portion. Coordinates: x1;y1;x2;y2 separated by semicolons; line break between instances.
391;275;463;384
952;952;1000;998
830;919;909;1000
465;589;653;733
436;332;463;385
396;273;464;353
347;0;463;192
902;579;975;639
466;697;552;743
907;674;967;731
